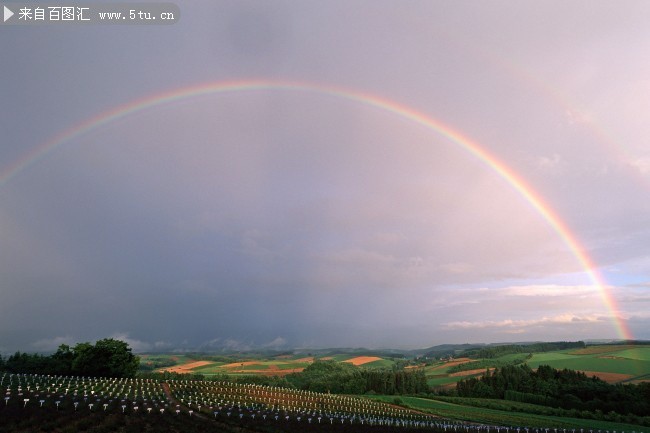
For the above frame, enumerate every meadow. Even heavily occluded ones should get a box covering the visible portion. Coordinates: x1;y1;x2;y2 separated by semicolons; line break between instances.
369;395;650;432
423;345;650;389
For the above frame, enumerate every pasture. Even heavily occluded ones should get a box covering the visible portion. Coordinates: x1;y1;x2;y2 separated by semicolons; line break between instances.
423;345;650;388
526;345;650;383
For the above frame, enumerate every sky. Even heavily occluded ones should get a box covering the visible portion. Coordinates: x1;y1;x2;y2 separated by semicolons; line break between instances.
1;0;649;354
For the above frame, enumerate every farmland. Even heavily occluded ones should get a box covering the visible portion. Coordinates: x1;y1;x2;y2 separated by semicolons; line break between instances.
4;371;649;433
138;345;650;392
423;345;650;389
369;395;650;432
141;352;403;377
3;371;648;433
0;372;452;432
3;342;650;431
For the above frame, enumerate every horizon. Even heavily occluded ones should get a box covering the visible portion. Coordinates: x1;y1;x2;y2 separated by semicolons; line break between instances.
5;337;649;357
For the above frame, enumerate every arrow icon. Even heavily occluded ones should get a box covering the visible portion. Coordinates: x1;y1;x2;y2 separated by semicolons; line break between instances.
4;5;14;22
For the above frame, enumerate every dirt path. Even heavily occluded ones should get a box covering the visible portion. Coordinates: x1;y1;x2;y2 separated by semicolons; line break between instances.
161;382;209;420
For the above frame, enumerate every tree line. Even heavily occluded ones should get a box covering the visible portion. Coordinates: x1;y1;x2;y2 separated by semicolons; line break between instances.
456;364;650;417
462;341;585;359
0;338;139;378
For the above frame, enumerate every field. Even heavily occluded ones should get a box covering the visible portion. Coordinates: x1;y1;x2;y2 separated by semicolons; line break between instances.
3;371;648;433
369;395;650;432
145;353;401;377
424;358;484;389
526;345;650;383
0;372;448;433
3;345;650;431
423;345;650;388
140;346;650;389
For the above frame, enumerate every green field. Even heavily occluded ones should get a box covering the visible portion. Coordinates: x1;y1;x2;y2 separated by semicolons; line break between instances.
327;353;357;362
368;395;650;432
420;345;650;390
359;358;397;369
142;346;650;386
526;346;650;378
613;347;650;361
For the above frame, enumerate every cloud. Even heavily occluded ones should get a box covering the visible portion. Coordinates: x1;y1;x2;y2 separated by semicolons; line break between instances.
535;153;563;170
28;334;172;354
199;337;254;352
565;109;593;126
501;284;600;298
31;335;76;352
444;313;606;330
438;262;474;275
108;333;168;353
3;1;650;350
263;336;288;349
626;157;650;175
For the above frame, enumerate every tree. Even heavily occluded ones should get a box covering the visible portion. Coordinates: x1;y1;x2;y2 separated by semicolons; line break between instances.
72;338;139;378
0;339;139;377
51;344;74;375
287;360;365;394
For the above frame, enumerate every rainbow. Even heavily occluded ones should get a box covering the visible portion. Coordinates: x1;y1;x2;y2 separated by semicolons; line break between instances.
0;79;633;340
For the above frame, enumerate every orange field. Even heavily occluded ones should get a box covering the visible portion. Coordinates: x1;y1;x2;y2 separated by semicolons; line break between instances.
343;356;382;366
579;370;633;383
158;360;212;374
427;357;473;373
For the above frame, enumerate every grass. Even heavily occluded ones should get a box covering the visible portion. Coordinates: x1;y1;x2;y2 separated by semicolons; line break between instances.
189;359;312;375
423;345;650;391
188;362;225;373
367;395;650;432
326;354;357;362
613;347;650;361
527;353;650;376
359;359;396;369
569;345;640;355
427;376;467;388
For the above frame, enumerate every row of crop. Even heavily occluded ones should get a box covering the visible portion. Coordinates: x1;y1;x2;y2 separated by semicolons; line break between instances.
3;373;441;429
2;374;166;403
11;372;647;432
167;379;436;427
